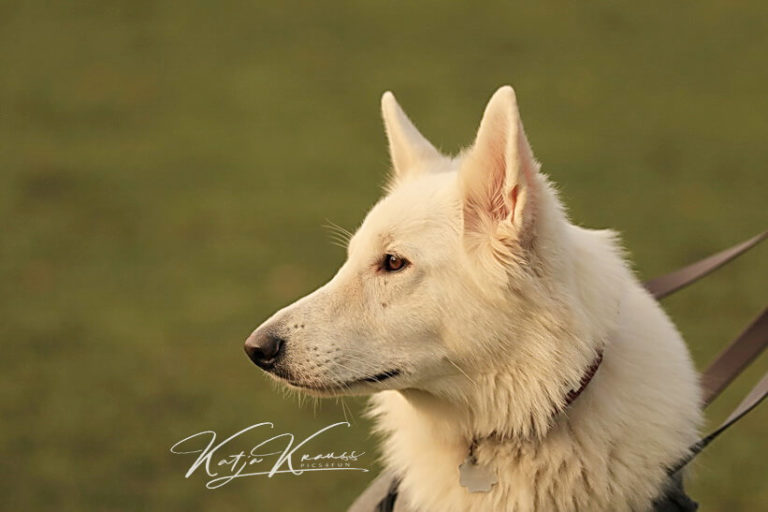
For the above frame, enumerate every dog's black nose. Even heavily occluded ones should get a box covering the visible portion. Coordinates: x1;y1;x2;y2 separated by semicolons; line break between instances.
244;330;285;370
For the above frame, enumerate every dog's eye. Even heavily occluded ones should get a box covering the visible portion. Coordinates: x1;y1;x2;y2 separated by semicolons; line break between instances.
382;254;409;272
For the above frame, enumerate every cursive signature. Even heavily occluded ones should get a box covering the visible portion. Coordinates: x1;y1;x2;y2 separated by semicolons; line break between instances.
170;422;368;488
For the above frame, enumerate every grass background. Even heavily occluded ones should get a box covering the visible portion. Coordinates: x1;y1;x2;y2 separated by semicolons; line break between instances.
1;1;767;510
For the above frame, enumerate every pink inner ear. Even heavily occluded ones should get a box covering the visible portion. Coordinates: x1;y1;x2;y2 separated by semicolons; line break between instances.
509;185;519;224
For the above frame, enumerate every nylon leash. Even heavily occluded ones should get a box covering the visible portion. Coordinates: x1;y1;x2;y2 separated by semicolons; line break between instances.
700;307;768;407
669;364;768;475
644;230;767;300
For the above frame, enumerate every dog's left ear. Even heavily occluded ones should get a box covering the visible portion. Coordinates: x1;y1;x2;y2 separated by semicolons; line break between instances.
381;91;442;184
460;86;540;249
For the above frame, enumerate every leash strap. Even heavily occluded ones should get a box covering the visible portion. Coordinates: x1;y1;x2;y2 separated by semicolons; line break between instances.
644;230;767;407
701;307;768;407
669;368;768;475
668;308;768;475
647;231;768;475
644;230;767;300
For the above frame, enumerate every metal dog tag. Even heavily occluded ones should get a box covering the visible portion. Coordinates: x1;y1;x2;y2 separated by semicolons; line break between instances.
459;456;497;493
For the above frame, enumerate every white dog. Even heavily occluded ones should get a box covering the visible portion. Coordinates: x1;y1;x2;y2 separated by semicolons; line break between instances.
244;86;702;512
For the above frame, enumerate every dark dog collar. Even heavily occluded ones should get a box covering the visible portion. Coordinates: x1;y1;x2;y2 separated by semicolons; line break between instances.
564;350;604;407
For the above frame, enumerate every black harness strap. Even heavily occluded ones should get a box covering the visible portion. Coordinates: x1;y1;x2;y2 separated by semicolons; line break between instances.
651;473;699;511
375;478;401;512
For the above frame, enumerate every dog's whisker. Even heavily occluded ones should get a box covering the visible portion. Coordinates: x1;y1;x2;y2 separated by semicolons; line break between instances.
446;357;477;386
324;219;354;238
329;240;349;250
322;219;354;248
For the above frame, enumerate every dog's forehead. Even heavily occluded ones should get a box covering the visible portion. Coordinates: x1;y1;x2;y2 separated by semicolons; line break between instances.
350;171;460;254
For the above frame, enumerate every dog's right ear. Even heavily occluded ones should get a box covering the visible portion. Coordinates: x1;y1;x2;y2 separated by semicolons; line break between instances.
381;91;442;184
460;86;541;255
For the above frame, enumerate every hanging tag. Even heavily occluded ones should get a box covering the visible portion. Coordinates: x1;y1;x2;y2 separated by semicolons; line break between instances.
458;455;497;493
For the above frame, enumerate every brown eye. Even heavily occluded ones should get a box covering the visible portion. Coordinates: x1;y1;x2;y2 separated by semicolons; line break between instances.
383;254;408;272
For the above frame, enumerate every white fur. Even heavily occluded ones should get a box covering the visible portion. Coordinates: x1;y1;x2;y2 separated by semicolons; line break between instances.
249;86;702;511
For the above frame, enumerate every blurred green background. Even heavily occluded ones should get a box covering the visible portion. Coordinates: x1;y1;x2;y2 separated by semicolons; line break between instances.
1;1;766;510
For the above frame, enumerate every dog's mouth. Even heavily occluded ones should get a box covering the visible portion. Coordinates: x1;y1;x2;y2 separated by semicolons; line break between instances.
284;368;401;393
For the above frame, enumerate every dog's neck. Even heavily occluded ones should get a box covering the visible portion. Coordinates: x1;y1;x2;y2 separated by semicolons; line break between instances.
396;341;607;449
468;348;603;446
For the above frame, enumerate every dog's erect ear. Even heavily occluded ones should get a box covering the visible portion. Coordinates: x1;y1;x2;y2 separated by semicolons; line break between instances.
381;91;442;182
460;86;540;249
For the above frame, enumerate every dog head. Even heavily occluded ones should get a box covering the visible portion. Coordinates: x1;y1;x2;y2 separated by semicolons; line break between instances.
245;86;586;398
